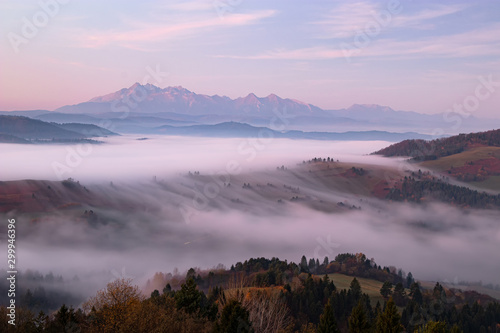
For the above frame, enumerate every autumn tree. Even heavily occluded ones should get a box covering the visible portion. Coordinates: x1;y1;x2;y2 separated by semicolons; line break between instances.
243;289;290;333
83;278;143;333
416;320;447;333
124;296;212;333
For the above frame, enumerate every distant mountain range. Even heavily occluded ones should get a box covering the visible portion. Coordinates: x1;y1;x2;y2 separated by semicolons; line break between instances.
152;121;434;141
0;115;433;143
2;83;499;137
52;83;500;133
56;83;324;117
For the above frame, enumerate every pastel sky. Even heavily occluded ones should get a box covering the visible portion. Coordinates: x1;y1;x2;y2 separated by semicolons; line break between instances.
1;0;499;117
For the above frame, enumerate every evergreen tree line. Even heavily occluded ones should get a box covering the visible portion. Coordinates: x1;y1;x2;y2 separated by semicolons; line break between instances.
387;177;500;208
1;255;499;332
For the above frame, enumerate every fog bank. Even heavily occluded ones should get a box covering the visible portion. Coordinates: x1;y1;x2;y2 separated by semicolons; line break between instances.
0;135;498;304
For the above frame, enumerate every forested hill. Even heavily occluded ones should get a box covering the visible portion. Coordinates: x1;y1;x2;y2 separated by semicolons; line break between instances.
0;115;118;142
373;129;500;161
2;253;499;332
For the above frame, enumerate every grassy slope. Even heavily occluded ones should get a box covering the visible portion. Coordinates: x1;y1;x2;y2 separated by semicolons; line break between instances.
419;280;500;301
326;273;386;305
420;146;500;191
470;175;500;191
420;146;500;171
298;161;401;199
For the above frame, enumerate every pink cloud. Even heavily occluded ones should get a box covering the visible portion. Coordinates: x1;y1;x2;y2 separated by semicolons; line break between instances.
77;10;277;49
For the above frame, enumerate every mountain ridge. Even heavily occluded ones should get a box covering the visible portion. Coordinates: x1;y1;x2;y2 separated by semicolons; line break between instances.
63;83;324;117
150;121;435;141
3;83;500;134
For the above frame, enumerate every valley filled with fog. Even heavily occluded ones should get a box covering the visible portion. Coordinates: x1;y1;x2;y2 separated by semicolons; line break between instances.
0;136;393;182
1;136;499;304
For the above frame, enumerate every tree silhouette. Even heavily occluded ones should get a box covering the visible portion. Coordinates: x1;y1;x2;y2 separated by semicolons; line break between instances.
375;298;403;333
300;255;309;273
83;278;142;332
348;299;371;333
318;299;340;333
213;300;253;333
175;277;202;314
380;281;393;299
392;282;407;306
350;278;362;300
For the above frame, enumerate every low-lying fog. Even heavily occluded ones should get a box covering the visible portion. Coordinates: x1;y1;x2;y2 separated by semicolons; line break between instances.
1;136;499;304
0;136;395;181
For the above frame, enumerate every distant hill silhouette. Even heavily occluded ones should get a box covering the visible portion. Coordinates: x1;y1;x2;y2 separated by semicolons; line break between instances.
0;115;118;142
0;133;30;144
373;129;500;161
154;121;434;141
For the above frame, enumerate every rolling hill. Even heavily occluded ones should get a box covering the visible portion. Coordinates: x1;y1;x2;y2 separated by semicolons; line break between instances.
153;121;434;141
373;129;500;191
373;129;500;160
0;133;30;144
0;115;118;143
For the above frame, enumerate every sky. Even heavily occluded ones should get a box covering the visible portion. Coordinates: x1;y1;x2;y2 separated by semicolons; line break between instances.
1;0;500;117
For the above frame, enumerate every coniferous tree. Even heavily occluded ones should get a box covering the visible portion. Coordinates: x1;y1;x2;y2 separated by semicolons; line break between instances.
380;281;393;299
175;277;202;314
348;299;371;333
309;258;316;272
213;300;253;333
374;301;382;317
409;282;423;305
350;278;362;300
417;320;447;333
375;298;403;333
406;272;414;288
318;299;340;333
301;255;309;272
392;282;407;306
